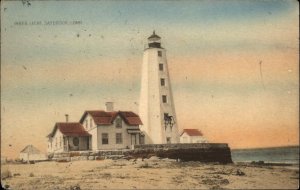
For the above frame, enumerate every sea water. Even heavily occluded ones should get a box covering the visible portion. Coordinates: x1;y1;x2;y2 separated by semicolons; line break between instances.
231;146;299;164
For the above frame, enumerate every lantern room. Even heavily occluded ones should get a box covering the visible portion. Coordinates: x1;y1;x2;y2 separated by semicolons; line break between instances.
148;31;161;48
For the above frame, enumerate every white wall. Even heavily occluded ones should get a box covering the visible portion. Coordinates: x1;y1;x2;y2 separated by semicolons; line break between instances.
180;132;208;143
96;116;140;150
139;47;179;144
47;129;64;153
82;113;96;131
84;113;97;150
19;153;47;161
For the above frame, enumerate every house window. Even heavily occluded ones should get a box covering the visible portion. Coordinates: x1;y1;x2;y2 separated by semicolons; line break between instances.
116;118;122;128
55;138;57;147
158;51;162;57
73;137;79;146
116;133;123;144
90;118;93;128
159;63;164;71
102;133;109;144
85;120;88;129
161;78;165;86
162;95;167;103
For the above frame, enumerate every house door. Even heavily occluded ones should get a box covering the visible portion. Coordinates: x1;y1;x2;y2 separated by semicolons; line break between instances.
87;137;90;150
131;134;136;145
166;137;171;144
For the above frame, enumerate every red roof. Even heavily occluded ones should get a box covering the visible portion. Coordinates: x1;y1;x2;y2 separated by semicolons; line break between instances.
48;122;91;137
181;129;203;136
79;110;143;126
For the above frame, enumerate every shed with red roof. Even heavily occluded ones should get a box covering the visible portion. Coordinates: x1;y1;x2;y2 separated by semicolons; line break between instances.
180;129;208;143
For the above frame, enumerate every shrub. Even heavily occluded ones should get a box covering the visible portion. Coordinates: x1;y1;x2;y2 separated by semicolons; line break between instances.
29;173;34;177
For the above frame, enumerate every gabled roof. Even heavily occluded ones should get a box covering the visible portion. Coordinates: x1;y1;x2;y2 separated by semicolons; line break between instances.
180;129;203;137
47;122;91;138
20;145;42;154
79;110;143;126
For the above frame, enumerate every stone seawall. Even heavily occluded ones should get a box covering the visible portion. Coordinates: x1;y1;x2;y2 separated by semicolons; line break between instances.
51;143;232;164
131;143;233;163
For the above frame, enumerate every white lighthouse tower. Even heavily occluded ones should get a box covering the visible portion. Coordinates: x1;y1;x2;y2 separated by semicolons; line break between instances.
139;31;179;144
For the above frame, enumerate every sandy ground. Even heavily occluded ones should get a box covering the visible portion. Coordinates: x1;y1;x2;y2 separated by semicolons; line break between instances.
1;158;299;190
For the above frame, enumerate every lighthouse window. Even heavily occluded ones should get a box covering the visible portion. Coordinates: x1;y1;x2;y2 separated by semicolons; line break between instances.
162;95;167;103
161;78;165;86
158;51;162;57
159;64;164;71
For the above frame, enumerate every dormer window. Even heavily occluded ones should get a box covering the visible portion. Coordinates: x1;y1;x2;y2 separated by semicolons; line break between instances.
90;118;93;128
116;118;122;128
85;120;88;129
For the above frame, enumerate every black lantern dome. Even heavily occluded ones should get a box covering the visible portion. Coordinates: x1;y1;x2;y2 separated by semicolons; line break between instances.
148;31;161;48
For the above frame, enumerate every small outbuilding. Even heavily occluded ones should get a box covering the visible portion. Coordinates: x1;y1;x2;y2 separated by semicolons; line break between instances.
180;129;208;143
19;145;47;162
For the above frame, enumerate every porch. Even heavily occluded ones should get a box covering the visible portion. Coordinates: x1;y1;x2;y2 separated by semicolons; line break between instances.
63;136;91;152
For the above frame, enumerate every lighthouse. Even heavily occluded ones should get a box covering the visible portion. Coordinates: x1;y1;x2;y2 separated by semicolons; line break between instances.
139;31;179;144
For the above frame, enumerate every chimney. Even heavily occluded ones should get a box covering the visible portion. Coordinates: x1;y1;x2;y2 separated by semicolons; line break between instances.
105;102;114;112
65;114;69;122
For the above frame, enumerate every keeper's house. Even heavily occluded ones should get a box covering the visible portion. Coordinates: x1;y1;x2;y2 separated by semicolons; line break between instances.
47;102;144;153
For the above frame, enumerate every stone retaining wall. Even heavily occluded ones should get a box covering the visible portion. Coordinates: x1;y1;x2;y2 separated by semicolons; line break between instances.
134;143;229;149
131;143;232;163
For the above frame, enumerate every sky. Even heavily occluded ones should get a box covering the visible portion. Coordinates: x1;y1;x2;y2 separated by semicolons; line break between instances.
1;0;299;159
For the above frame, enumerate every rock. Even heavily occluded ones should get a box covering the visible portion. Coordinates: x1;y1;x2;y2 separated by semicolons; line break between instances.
220;179;229;185
79;156;88;160
88;156;95;160
90;152;98;156
148;156;160;161
79;152;90;156
136;158;143;162
56;157;70;162
71;157;79;161
95;156;105;160
70;185;81;190
235;169;245;176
